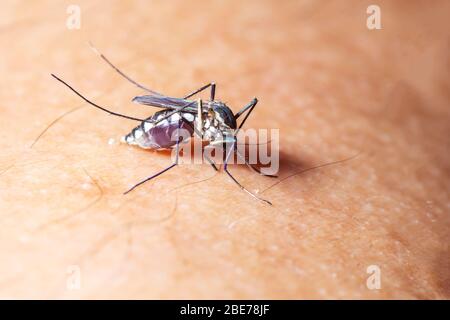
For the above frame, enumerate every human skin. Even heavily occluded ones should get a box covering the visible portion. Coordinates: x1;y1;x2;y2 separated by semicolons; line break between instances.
0;0;448;299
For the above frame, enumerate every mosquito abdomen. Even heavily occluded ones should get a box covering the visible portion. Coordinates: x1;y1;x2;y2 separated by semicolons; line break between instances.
122;111;194;149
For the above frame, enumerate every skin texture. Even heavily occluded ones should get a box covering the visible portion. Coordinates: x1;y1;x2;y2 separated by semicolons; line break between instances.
0;0;449;299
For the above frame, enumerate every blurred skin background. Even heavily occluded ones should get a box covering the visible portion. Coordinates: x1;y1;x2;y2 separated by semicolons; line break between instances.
0;0;449;298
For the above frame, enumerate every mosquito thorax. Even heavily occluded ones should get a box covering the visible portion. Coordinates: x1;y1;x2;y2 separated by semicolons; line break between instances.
209;102;237;130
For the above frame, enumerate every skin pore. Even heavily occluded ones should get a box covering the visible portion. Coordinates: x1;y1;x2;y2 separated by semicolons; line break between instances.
0;0;449;298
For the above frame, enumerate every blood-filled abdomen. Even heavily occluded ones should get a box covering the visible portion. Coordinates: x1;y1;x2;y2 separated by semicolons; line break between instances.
122;111;195;149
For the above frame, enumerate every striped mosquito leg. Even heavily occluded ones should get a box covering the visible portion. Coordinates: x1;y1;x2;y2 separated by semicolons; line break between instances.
196;98;203;138
183;82;216;100
123;115;183;194
223;139;272;205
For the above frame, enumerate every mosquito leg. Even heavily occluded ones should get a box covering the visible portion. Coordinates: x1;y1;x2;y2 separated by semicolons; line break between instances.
181;118;218;171
202;155;221;171
204;145;219;171
183;82;216;100
233;99;276;178
52;74;149;123
123;162;177;194
205;155;218;171
196;99;204;135
236;139;272;146
123;116;183;194
192;99;218;171
233;99;259;157
89;42;162;95
223;139;272;205
235;149;277;178
210;83;216;101
234;98;258;126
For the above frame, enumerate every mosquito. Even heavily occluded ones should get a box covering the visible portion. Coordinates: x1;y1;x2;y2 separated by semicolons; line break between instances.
51;47;275;205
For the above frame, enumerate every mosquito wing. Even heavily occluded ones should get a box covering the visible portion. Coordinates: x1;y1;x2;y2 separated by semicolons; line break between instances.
132;95;199;113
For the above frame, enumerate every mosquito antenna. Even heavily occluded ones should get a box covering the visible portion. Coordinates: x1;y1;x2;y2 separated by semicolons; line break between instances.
51;74;149;123
88;42;162;96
